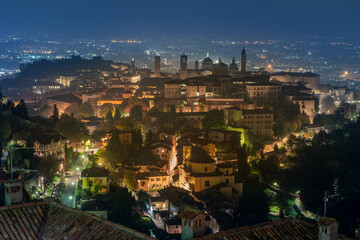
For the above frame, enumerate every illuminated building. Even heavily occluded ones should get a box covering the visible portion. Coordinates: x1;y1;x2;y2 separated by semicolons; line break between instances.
34;134;66;159
32;82;63;94
57;75;76;87
246;82;282;104
271;72;320;90
224;107;274;138
185;82;206;99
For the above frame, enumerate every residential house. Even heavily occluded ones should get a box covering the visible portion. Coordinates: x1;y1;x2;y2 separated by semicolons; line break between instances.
179;207;220;240
150;143;173;162
165;217;182;236
137;171;170;192
81;167;109;194
34;134;66;159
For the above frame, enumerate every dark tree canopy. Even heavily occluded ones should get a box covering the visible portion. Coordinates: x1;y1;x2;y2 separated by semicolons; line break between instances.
202;109;225;130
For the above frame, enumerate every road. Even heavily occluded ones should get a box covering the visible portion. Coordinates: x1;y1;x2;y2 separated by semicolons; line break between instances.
61;170;80;208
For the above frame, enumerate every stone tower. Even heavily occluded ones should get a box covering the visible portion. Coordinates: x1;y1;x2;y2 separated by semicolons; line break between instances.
180;54;188;80
241;48;246;72
154;56;161;77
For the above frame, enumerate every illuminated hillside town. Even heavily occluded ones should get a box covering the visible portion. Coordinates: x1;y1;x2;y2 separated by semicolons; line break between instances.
1;1;360;239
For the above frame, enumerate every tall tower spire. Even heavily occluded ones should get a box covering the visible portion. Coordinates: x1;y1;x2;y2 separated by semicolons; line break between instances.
241;47;246;72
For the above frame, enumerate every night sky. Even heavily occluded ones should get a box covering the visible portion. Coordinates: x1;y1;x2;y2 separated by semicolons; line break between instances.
1;0;359;39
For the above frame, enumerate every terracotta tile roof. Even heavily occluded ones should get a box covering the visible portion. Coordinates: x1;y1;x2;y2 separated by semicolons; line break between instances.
81;167;109;178
195;217;351;240
0;201;155;240
178;207;205;220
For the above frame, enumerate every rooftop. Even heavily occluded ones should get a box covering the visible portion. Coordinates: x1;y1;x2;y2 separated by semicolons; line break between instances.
271;71;320;77
48;93;82;104
81;166;109;178
196;217;349;240
0;201;154;239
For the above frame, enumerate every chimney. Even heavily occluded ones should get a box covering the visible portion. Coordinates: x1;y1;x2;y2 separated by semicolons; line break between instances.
318;218;338;240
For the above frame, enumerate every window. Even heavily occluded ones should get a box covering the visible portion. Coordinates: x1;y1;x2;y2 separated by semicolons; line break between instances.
176;225;178;228
195;220;198;227
205;180;210;187
156;178;160;181
226;170;229;174
204;167;208;172
199;220;202;227
226;179;229;184
99;179;103;184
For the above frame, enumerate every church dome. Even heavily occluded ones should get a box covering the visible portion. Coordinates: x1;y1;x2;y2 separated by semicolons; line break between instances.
202;57;213;63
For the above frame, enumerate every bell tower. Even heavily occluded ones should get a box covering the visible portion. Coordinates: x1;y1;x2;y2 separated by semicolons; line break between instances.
240;48;246;72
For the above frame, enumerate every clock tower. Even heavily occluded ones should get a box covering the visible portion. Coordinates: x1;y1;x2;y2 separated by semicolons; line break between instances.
180;54;188;80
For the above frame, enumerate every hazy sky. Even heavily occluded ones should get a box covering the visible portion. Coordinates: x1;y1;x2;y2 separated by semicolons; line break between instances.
1;0;359;40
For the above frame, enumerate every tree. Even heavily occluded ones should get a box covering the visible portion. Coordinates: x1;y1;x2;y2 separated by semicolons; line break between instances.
275;191;289;218
104;134;123;168
254;155;281;183
237;144;250;179
236;176;269;225
108;185;134;224
116;117;134;131
198;97;206;112
99;103;114;118
132;128;143;145
202;109;225;130
130;105;143;121
78;102;94;117
273;144;279;153
12;99;28;119
286;134;297;152
38;155;61;196
123;171;138;190
55;114;89;144
144;130;153;147
0;118;11;155
105;110;114;130
53;104;59;125
114;108;121;124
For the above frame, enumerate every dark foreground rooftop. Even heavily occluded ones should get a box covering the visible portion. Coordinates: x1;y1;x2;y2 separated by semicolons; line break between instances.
0;201;154;240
